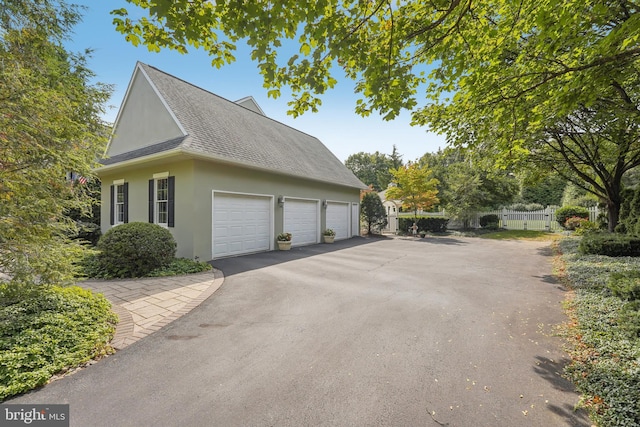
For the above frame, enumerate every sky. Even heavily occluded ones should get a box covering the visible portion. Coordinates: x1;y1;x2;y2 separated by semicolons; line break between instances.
66;1;447;163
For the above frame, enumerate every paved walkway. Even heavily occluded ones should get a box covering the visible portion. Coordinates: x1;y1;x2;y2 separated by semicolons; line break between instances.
80;270;224;349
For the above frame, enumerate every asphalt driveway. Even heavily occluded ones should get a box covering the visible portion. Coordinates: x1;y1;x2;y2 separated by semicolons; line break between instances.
8;236;590;426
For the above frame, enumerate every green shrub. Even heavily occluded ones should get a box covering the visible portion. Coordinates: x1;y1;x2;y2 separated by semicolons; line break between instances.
615;188;635;234
608;271;640;301
147;258;212;277
96;222;177;278
579;233;640;257
618;301;640;338
564;216;588;231
573;220;600;236
0;283;116;400
555;205;590;228
507;202;545;211
479;214;500;229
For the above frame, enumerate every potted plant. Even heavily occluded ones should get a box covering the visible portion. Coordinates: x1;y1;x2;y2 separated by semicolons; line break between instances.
277;232;292;250
323;229;336;243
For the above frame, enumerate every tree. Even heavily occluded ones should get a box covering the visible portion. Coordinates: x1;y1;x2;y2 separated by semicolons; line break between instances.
345;148;402;191
525;102;640;231
360;192;387;235
113;1;639;232
518;173;566;208
385;163;439;221
0;0;112;285
442;162;518;228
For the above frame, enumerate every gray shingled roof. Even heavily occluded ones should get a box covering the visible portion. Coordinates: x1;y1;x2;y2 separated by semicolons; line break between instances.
101;136;186;165
105;63;366;189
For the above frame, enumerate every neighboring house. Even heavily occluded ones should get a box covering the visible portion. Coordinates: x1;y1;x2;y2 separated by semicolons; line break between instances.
378;184;402;233
96;62;367;260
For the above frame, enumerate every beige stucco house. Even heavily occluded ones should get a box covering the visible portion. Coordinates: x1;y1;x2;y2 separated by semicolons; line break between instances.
96;62;366;260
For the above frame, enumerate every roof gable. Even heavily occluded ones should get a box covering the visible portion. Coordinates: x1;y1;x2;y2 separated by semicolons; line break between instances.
235;96;266;116
106;63;185;158
101;63;366;190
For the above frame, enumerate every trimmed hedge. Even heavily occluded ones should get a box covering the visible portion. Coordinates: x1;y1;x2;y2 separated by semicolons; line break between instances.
579;233;640;257
399;217;449;233
555;205;590;228
95;222;177;278
479;214;500;229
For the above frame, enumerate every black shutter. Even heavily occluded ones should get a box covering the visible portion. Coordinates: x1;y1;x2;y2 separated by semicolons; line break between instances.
168;176;175;228
149;179;154;223
123;182;129;223
110;185;114;225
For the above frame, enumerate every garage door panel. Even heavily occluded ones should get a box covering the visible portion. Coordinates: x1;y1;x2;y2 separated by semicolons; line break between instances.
326;202;350;240
213;193;272;258
284;199;319;246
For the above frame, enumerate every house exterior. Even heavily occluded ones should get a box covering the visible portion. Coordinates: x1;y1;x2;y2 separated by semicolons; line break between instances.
96;62;366;260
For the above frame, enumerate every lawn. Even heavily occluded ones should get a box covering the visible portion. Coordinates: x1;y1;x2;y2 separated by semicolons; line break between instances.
479;229;561;241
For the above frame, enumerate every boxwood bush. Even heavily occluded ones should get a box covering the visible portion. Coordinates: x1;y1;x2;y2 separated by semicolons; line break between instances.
479;214;500;229
95;222;177;278
579;233;640;257
555;205;590;228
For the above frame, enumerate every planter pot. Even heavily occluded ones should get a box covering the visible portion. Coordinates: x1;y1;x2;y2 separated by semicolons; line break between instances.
323;235;335;243
277;241;292;251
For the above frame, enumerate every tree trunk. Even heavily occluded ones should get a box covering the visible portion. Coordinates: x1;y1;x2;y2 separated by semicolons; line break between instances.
607;198;620;232
606;180;622;232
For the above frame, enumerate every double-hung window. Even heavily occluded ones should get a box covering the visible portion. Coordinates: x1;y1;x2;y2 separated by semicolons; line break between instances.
110;180;128;226
155;177;169;226
149;173;175;228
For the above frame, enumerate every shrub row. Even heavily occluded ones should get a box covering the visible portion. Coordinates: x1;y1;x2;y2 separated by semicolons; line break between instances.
579;233;640;257
398;217;449;234
479;214;500;229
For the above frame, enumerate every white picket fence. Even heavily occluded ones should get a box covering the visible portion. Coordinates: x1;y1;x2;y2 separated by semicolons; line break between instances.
386;206;601;232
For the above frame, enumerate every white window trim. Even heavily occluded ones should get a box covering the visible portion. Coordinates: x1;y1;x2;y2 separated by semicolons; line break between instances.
113;181;125;226
154;177;169;228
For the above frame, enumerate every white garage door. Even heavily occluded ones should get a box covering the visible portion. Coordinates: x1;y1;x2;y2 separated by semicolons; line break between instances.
212;192;271;258
284;199;319;246
326;202;350;240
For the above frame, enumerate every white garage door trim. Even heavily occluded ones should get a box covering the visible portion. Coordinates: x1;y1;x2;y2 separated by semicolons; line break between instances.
326;201;350;240
283;198;320;246
212;191;273;259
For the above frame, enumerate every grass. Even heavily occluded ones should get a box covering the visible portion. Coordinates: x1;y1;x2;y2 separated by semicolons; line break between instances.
478;229;560;241
0;282;117;400
556;237;640;426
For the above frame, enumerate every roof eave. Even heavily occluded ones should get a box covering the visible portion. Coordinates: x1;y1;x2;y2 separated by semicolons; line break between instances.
94;148;183;175
182;149;368;190
94;147;367;190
